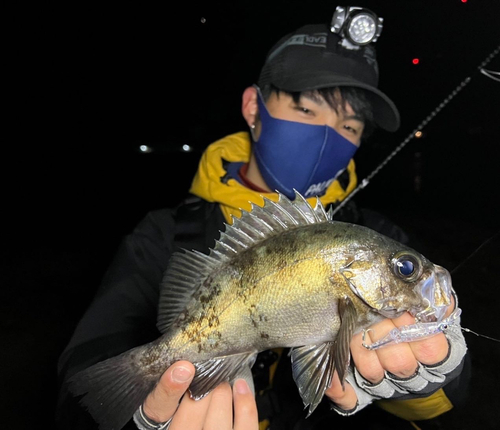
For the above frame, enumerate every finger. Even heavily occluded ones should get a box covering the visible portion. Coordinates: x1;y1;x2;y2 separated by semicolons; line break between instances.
233;379;259;430
408;330;449;365
170;390;213;430
351;296;457;384
367;316;419;379
324;370;358;411
353;318;418;380
350;318;411;383
407;296;456;365
143;361;195;423
350;330;385;384
203;383;233;430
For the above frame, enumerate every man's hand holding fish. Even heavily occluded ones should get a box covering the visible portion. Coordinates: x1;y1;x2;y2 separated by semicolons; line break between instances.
137;361;258;430
327;295;460;415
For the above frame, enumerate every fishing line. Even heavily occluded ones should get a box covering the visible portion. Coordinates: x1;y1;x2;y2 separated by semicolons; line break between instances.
449;231;500;343
450;230;499;276
460;327;500;343
331;43;500;218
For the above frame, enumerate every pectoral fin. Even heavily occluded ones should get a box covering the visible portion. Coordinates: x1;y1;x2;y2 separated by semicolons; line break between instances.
289;296;358;415
336;295;357;388
289;342;336;416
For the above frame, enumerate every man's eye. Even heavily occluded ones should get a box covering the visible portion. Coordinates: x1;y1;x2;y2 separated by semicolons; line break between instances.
343;125;358;134
295;106;312;115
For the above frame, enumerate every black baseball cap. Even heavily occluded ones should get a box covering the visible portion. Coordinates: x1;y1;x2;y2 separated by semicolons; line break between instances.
257;24;400;132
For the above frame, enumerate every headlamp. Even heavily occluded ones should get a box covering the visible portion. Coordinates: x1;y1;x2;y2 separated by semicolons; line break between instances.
330;6;383;48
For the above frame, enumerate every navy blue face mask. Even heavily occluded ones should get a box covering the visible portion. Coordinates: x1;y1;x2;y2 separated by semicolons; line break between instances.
253;90;359;199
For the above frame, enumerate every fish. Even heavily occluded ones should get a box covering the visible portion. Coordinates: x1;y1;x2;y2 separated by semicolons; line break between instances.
68;190;453;430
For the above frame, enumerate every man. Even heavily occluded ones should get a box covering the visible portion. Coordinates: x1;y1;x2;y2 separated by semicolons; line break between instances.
57;7;467;430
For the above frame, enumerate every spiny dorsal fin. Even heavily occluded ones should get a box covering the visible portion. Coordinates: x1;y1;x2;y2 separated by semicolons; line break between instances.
156;191;329;334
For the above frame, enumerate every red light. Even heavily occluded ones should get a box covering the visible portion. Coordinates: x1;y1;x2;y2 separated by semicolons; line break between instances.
412;58;420;65
461;0;467;3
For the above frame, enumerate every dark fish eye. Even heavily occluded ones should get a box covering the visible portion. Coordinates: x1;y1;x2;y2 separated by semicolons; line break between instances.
392;253;421;281
397;259;414;276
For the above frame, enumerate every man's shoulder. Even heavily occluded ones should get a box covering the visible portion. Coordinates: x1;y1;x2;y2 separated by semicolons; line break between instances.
132;196;224;252
146;195;220;224
136;196;209;225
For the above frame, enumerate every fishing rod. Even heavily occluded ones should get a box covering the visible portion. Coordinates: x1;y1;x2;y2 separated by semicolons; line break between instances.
331;43;500;218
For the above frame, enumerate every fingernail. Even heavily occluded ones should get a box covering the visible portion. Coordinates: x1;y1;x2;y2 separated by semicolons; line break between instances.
234;379;249;394
172;365;193;383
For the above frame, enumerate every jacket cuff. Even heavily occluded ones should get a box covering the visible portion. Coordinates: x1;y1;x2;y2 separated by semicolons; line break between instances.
329;368;378;416
133;405;173;430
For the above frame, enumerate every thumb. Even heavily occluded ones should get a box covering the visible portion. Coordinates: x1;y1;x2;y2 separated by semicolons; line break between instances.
142;360;195;423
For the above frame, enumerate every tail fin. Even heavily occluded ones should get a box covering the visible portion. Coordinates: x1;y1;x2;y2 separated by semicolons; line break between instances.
68;344;162;430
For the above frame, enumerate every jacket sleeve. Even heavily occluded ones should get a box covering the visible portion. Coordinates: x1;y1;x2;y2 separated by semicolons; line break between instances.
55;209;177;430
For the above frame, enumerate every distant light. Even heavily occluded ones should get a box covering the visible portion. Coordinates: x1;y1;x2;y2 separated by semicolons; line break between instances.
200;17;206;23
461;0;467;3
412;58;420;65
182;144;192;152
139;145;152;153
415;131;423;138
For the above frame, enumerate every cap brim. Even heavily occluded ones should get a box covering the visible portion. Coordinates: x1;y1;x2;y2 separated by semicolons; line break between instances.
276;73;400;132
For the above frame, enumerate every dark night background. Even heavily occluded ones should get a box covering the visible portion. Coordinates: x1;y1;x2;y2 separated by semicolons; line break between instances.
3;1;500;428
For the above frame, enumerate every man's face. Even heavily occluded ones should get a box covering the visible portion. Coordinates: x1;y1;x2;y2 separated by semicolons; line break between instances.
260;90;365;147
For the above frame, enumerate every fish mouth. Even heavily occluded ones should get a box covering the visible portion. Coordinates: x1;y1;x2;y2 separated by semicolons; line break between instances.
411;265;453;322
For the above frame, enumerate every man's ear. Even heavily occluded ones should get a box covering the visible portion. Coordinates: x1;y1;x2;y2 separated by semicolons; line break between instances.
241;86;258;127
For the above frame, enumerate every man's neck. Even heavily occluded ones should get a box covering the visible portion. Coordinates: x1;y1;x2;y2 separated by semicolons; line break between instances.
244;154;272;193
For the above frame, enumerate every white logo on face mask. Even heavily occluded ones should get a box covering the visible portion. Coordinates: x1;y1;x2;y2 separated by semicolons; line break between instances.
304;178;335;197
304;167;348;197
